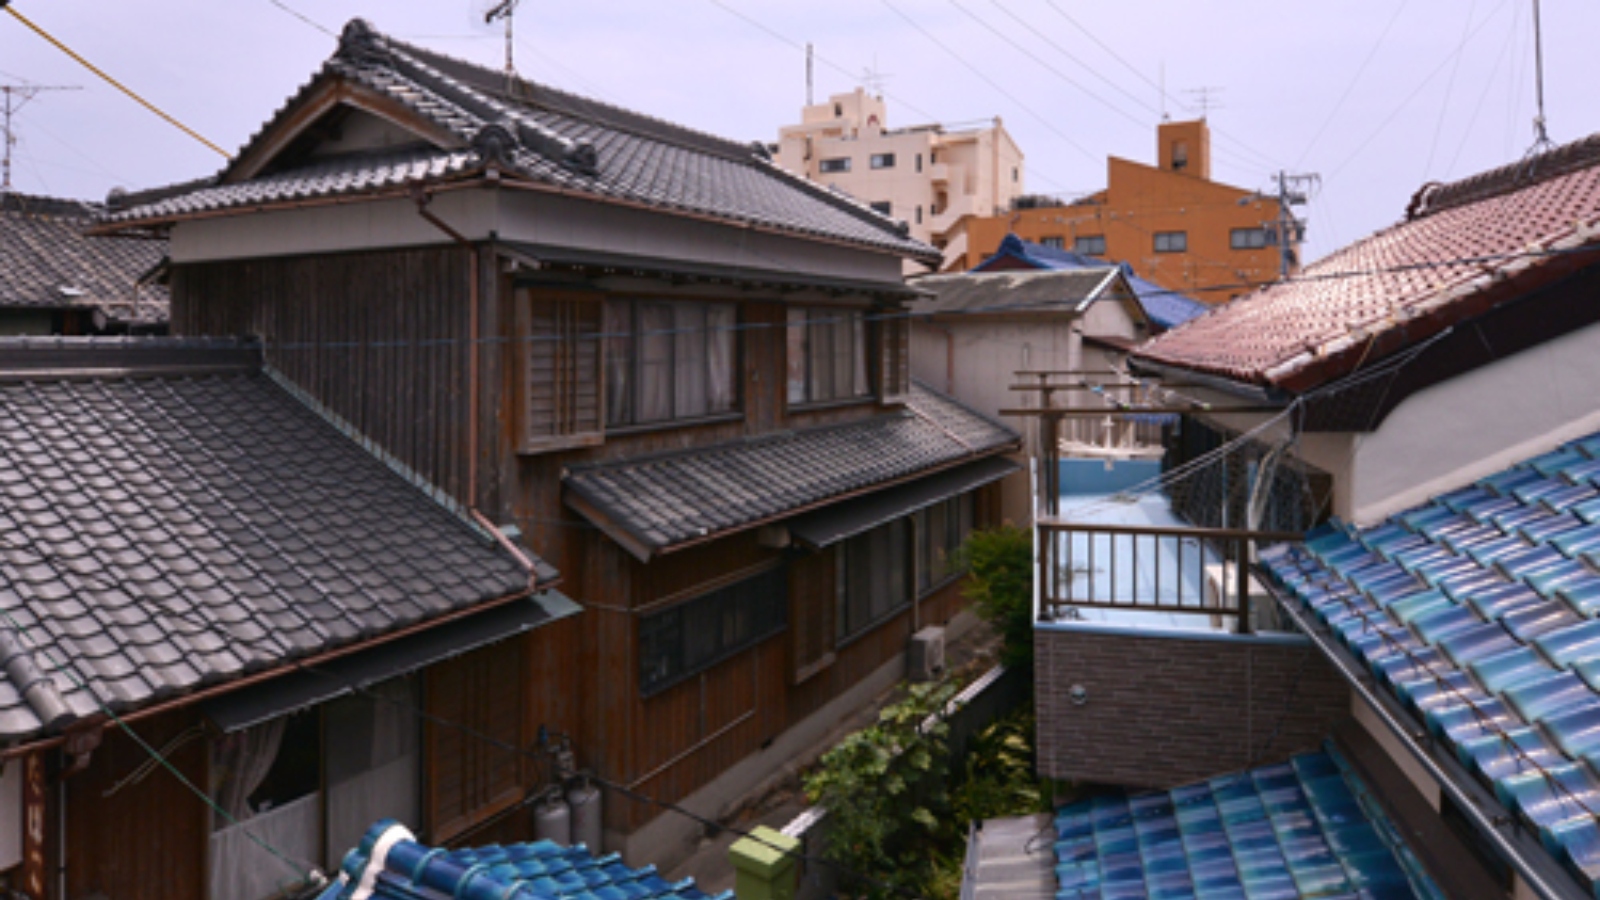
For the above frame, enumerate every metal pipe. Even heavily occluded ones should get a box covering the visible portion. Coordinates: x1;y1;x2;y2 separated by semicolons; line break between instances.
1271;585;1589;900
413;189;481;506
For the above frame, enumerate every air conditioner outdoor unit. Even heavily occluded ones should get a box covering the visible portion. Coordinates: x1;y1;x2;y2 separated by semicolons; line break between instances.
908;626;946;682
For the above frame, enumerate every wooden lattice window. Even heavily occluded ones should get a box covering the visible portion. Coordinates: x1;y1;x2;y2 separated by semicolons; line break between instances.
878;312;910;406
517;287;604;453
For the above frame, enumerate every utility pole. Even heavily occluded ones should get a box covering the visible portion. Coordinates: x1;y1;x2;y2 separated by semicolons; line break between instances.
1;82;80;192
1265;171;1318;279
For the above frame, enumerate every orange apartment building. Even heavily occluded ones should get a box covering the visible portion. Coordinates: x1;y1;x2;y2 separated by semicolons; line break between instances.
958;120;1293;304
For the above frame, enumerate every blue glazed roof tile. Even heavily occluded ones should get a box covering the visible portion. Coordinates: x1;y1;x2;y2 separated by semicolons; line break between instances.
1052;746;1442;900
321;822;730;900
969;233;1209;330
1259;428;1600;894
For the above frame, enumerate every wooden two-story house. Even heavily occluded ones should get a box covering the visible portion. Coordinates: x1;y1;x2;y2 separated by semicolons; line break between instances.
98;19;1019;866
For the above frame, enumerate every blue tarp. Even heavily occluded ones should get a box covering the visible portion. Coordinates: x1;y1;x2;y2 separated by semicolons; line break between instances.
972;233;1209;331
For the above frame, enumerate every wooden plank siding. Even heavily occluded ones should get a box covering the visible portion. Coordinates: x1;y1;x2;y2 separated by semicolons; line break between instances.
168;244;991;842
172;247;473;504
66;711;208;900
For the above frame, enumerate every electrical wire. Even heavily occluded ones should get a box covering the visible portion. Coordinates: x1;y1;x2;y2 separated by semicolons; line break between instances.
879;0;1096;162
2;3;232;159
1422;0;1480;181
1292;0;1411;170
265;0;335;39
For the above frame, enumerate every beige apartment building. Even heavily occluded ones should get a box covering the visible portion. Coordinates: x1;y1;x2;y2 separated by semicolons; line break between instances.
773;88;1024;268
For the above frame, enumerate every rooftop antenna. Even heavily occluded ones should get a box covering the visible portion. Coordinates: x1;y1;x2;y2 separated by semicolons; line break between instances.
483;0;520;94
1526;0;1555;156
1;82;81;193
861;55;891;97
1184;86;1224;119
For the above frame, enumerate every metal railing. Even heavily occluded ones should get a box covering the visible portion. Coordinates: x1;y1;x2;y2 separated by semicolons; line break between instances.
1037;520;1300;633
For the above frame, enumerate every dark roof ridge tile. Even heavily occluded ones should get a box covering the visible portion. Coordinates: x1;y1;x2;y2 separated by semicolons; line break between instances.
1412;131;1600;219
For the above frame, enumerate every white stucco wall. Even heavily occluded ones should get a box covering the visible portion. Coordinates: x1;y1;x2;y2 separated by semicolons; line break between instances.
1348;318;1600;525
169;188;905;285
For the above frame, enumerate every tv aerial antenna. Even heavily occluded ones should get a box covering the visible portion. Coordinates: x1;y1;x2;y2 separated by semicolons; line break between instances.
2;82;81;192
1525;0;1555;157
482;0;521;94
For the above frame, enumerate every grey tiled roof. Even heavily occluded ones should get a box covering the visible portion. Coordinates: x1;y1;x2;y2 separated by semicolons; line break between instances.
912;268;1125;316
105;20;938;264
0;339;532;740
563;384;1018;556
0;193;167;326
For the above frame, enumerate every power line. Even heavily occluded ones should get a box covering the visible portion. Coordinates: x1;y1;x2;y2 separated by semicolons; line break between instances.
265;0;335;38
1325;0;1512;181
2;3;231;159
1423;0;1479;181
879;0;1097;162
1293;1;1411;170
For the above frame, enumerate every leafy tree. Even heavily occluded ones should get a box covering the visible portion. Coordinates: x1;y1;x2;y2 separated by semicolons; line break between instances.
804;680;958;899
957;526;1034;674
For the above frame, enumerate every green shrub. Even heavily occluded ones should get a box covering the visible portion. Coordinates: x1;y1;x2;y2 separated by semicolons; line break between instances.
957;526;1034;674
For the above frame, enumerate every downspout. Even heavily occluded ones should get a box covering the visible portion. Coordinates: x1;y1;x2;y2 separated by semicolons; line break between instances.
413;188;481;507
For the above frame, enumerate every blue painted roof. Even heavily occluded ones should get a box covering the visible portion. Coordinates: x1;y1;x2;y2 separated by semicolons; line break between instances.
1260;430;1600;896
319;821;730;900
971;233;1208;331
1052;745;1442;899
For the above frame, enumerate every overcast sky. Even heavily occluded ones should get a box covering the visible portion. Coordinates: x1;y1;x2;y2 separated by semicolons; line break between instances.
3;1;1595;263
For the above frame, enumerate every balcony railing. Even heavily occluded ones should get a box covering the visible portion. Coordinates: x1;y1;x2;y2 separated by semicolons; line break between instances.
1037;520;1300;633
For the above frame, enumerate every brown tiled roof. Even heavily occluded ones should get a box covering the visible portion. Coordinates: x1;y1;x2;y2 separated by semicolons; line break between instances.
1134;133;1600;391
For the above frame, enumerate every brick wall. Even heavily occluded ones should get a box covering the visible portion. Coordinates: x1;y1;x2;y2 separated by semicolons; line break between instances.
1035;626;1350;789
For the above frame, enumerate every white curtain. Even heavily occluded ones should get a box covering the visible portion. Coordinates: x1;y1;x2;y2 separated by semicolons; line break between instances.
705;303;736;414
674;304;709;418
209;792;320;900
604;301;633;426
324;679;420;866
211;718;286;826
638;303;674;421
786;308;808;404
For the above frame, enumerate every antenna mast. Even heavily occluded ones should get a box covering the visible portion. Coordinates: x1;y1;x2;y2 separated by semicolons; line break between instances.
484;0;521;94
1528;0;1554;155
1;82;81;193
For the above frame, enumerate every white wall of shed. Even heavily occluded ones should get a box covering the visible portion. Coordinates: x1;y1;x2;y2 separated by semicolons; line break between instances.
1347;318;1600;526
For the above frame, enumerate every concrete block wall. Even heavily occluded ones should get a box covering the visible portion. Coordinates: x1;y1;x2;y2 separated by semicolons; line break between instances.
1035;626;1350;789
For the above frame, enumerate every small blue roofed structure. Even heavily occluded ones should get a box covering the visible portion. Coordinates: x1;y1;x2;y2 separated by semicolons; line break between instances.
319;821;731;900
973;233;1208;332
1051;745;1442;899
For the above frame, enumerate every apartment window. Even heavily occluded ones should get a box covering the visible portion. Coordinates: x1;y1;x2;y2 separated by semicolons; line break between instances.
916;205;922;224
870;200;892;215
819;157;851;173
1039;236;1065;250
1074;235;1106;255
1154;231;1188;253
1230;227;1271;249
787;307;870;405
605;299;737;428
870;153;896;169
834;102;843;116
1012;166;1019;183
639;566;788;695
839;519;910;640
915;494;975;595
916;153;923;173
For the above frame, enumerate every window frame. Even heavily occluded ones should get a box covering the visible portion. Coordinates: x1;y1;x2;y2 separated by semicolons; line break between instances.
786;306;874;409
638;564;789;697
1153;231;1188;253
837;519;912;644
869;200;892;216
1230;227;1270;250
819;157;852;173
869;153;896;169
1039;236;1065;250
603;296;741;431
915;493;976;597
1074;234;1107;256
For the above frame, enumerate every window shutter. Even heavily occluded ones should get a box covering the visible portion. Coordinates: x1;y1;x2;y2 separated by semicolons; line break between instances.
518;288;605;453
878;312;910;406
426;641;524;841
791;551;836;684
